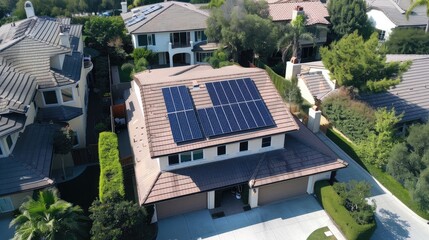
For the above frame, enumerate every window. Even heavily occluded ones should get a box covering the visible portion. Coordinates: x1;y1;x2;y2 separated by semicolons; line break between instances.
239;141;248;152
61;88;73;102
168;150;204;165
181;151;192;162
72;131;79;147
217;145;226;155
168;154;179;165
261;137;271;148
378;30;386;41
43;91;58;105
193;149;203;160
147;34;156;45
0;197;14;213
6;135;13;150
194;31;207;42
138;34;148;46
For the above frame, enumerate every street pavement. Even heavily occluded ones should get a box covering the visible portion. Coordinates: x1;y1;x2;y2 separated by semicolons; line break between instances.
317;133;429;240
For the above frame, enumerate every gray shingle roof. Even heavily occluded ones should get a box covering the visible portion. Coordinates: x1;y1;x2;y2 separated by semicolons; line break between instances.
36;106;83;122
52;51;83;82
361;56;429;123
0;113;25;138
367;0;428;27
0;123;58;196
122;1;209;34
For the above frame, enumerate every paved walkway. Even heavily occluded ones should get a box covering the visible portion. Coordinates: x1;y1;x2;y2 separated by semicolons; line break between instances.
158;195;345;240
317;133;429;240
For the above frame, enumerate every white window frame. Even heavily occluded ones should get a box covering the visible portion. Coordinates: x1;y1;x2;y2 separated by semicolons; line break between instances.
168;150;204;165
42;90;59;106
217;145;227;156
0;197;14;213
261;136;271;148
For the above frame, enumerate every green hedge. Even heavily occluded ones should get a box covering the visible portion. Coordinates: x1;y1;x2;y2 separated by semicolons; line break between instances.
321;89;375;142
98;132;124;202
263;64;291;99
314;180;376;240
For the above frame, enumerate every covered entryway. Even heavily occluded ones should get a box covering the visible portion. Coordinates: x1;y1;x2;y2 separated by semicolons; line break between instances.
258;176;309;205
172;53;191;66
210;184;248;216
156;192;207;219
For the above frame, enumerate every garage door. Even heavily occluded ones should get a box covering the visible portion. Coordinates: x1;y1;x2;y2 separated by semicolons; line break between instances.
156;192;207;219
258;177;309;206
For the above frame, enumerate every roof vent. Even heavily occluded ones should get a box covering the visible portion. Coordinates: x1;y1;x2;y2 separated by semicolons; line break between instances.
192;80;200;90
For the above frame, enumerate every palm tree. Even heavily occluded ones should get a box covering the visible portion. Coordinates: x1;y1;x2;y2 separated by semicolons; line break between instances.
277;14;316;64
10;188;88;240
406;0;429;32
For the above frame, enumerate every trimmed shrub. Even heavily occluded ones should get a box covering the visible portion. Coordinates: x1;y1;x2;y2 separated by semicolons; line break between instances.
321;88;375;142
314;180;376;240
264;64;290;98
98;132;124;202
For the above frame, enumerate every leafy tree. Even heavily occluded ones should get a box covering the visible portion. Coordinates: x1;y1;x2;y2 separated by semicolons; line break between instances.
385;28;429;54
90;193;149;240
406;0;429;32
207;48;232;68
10;188;88;240
333;180;376;225
357;108;402;168
131;47;156;72
84;16;126;50
387;123;429;206
284;77;303;107
208;0;224;8
277;14;315;64
205;0;277;63
320;31;410;92
327;0;374;40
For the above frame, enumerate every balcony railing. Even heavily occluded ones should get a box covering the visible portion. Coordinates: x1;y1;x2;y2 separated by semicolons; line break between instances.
171;42;191;49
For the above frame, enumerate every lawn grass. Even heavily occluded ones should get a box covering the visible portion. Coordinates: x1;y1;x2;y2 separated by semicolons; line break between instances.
57;165;100;214
307;227;337;240
326;128;429;220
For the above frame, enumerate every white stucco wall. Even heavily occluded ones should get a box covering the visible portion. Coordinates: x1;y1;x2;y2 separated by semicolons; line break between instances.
67;114;86;148
159;133;285;171
297;77;315;105
367;9;397;40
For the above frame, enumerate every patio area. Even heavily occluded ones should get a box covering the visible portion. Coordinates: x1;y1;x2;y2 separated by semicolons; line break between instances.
157;195;345;240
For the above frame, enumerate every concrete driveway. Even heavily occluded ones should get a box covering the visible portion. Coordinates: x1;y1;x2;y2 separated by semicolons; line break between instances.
157;195;345;240
317;133;429;240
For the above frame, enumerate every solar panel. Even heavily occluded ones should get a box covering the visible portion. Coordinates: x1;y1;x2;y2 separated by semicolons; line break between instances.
198;78;275;137
162;86;203;143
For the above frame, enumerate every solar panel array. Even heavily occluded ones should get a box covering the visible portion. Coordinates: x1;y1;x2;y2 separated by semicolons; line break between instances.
162;79;275;143
162;86;203;143
198;78;275;137
126;4;163;27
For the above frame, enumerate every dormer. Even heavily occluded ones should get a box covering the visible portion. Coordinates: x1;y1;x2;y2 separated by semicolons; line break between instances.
24;1;35;18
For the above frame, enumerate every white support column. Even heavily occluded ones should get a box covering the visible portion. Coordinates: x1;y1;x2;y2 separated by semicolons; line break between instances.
308;106;321;133
168;43;174;67
190;41;195;65
207;191;215;209
248;188;259;208
307;175;315;194
285;61;301;80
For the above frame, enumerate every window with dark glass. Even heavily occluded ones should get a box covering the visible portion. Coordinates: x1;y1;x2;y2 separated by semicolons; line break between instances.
193;149;203;160
6;135;13;149
217;145;226;155
72;131;79;146
181;151;192;162
261;137;271;148
43;91;58;105
138;34;148;46
168;155;179;165
61;88;73;102
239;141;248;152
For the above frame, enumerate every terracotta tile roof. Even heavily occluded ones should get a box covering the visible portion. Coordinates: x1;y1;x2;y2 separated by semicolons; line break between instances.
133;65;299;158
269;0;330;25
143;119;347;204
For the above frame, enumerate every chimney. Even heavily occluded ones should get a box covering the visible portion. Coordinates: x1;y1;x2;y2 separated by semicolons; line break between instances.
121;2;128;14
59;26;70;48
24;1;35;18
307;105;321;133
292;5;304;21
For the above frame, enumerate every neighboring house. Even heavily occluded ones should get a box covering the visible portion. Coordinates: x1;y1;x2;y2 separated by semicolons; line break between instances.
360;54;429;124
366;0;429;41
125;64;347;220
268;0;330;61
0;1;92;213
121;1;216;67
297;70;335;105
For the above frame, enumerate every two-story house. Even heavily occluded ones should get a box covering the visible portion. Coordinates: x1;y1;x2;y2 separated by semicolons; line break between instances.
121;1;215;67
268;0;330;62
0;1;92;213
125;64;347;220
366;0;429;41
